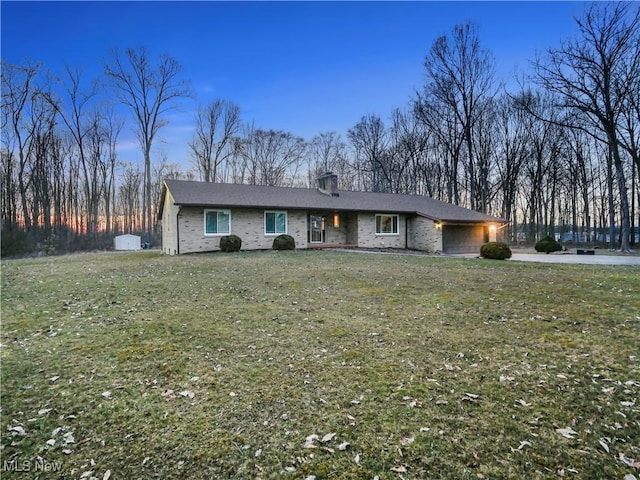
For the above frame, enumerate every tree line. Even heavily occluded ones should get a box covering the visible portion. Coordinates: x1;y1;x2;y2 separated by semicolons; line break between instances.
2;2;638;256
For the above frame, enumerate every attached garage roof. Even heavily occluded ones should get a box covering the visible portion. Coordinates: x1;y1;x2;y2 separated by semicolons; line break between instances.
161;179;506;224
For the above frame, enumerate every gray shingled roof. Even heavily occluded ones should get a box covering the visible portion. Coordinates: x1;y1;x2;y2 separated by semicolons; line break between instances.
161;179;505;223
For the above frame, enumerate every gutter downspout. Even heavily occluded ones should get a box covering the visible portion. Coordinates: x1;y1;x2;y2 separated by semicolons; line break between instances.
405;215;409;249
176;207;181;255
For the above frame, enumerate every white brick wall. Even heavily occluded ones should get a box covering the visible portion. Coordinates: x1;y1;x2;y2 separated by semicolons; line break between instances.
407;216;443;252
176;207;308;254
162;203;446;255
356;213;407;249
160;189;179;255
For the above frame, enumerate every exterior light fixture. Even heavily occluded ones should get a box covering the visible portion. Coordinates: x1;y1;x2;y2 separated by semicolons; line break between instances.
488;224;497;242
434;222;442;229
333;214;340;228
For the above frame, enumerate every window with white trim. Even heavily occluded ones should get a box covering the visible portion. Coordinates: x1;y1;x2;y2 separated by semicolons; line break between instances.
265;211;287;235
375;214;399;235
204;209;231;235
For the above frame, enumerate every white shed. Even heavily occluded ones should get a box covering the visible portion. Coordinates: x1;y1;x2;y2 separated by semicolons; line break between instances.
114;234;141;251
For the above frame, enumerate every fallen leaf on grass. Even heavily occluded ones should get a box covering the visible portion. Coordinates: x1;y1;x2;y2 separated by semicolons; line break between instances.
38;408;53;416
50;375;60;382
161;389;175;398
391;465;407;473
101;391;112;399
515;399;531;407
619;452;640;468
321;432;336;442
556;427;578;439
103;470;111;480
178;390;195;399
8;425;26;436
304;434;319;448
63;431;75;444
400;436;415;447
338;442;350;451
598;438;610;453
517;441;532;450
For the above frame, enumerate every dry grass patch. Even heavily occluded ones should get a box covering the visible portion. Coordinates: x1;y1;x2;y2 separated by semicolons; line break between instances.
1;250;639;479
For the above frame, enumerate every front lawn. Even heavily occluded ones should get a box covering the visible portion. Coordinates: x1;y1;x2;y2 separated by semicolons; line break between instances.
1;251;638;479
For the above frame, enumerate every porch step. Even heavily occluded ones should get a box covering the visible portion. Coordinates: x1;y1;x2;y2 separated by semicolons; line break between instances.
307;244;358;249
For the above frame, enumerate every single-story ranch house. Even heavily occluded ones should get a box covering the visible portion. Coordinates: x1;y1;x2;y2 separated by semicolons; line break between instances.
159;173;507;255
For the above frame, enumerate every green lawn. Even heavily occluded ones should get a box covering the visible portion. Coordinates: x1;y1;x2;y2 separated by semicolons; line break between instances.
1;250;639;479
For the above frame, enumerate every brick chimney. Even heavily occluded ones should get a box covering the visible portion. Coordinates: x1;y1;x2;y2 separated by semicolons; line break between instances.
317;172;339;197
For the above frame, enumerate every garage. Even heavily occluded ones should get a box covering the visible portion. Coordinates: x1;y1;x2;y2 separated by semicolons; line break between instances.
442;224;488;253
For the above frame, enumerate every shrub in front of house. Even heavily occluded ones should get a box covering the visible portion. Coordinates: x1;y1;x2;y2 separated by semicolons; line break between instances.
272;234;295;250
480;242;512;260
535;235;563;254
219;234;242;252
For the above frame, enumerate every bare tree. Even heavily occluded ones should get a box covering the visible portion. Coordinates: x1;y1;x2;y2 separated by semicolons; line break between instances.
493;93;532;242
617;39;640;243
239;126;306;186
422;22;497;211
189;99;241;182
306;132;352;188
118;163;143;234
28;100;57;234
100;110;123;236
415;94;465;204
517;90;567;240
104;46;190;241
347;114;389;192
223;136;249;184
565;130;596;244
152;152;185;216
48;66;105;239
1;62;42;231
532;2;639;251
367;108;430;195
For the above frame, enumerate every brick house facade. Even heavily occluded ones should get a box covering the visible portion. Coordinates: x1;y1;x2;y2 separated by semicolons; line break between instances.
158;174;506;255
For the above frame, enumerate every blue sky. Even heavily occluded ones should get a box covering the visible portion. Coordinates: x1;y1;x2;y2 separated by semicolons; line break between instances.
2;1;585;167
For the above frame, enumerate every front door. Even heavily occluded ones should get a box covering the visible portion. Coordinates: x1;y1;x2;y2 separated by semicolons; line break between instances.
309;215;325;243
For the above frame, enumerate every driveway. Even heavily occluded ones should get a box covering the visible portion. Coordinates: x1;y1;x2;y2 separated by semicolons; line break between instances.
508;252;640;266
335;248;640;266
